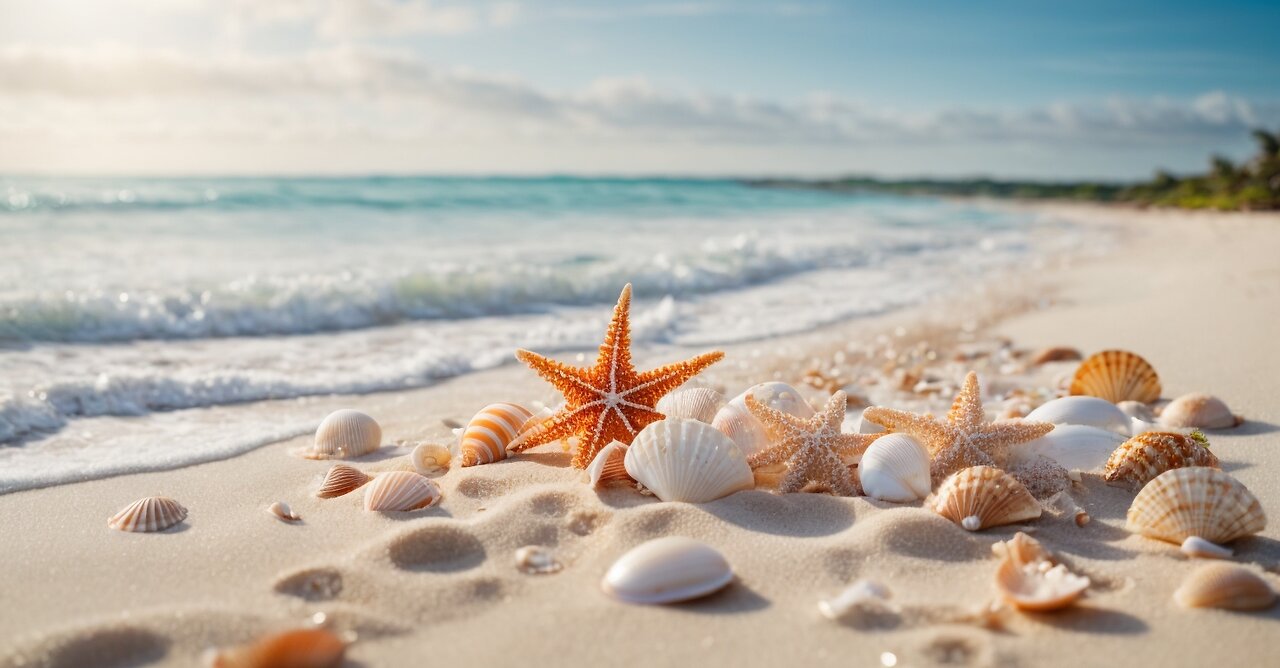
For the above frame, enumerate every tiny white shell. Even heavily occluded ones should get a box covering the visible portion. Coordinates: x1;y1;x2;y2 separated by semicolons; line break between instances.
1025;396;1131;434
624;418;753;503
656;387;726;424
1181;536;1232;559
601;536;733;605
712;382;814;457
307;409;382;459
858;433;931;502
1016;424;1127;473
818;579;895;621
515;545;563;575
267;501;300;522
108;496;187;533
363;471;442;512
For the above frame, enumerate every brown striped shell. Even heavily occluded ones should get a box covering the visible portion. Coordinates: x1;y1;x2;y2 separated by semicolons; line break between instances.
1069;350;1161;404
1127;467;1266;546
108;496;188;532
927;465;1042;531
460;402;534;467
1174;563;1276;611
585;440;634;487
316;463;371;499
1103;431;1219;488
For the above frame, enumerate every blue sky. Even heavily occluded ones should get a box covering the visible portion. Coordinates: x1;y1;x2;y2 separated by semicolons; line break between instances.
2;0;1278;178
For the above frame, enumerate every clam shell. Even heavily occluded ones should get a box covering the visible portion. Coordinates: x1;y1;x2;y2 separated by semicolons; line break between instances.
1025;396;1131;434
307;409;382;459
601;536;733;604
316;463;371;499
1103;431;1219;488
107;496;188;533
1174;563;1276;611
1159;393;1242;430
206;628;346;668
712;382;813;457
1017;424;1127;473
1116;400;1156;423
624;417;753;503
460;402;534;467
267;501;300;522
859;433;931;502
656;387;726;424
363;471;442;512
410;443;451;475
927;466;1042;531
1127;467;1266;546
585;440;633;487
1069;350;1161;404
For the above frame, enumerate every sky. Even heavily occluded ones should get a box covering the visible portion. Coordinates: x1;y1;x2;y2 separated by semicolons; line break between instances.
1;0;1278;179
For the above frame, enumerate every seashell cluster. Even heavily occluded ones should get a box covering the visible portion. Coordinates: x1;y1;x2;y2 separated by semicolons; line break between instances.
712;382;813;457
267;501;300;522
623;417;754;503
656;387;725;424
1018;424;1127;473
205;627;347;668
1127;467;1266;547
1174;563;1276;611
1159;393;1242;430
316;463;371;499
306;409;382;459
410;443;451;475
108;496;188;533
928;466;1042;531
1025;396;1131;434
585;440;632;487
460;402;534;467
1069;350;1161;404
992;532;1089;612
515;545;563;575
363;471;442;512
858;433;931;502
1103;431;1219;488
601;536;733;605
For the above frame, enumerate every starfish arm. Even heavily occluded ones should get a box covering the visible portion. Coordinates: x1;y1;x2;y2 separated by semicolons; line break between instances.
747;441;797;468
861;406;941;436
508;405;590;452
968;420;1055;466
820;391;850;431
515;349;600;397
777;459;812;494
946;371;985;431
595;284;634;373
833;433;879;458
744;394;815;441
625;350;726;407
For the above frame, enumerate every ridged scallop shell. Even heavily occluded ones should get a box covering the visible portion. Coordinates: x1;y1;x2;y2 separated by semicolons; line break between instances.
1025;396;1131;434
1069;350;1161;404
712;382;814;457
410;443;451;475
1103;431;1219;488
316;463;371;499
624;417;754;503
1174;563;1276;611
656;387;725;424
1017;424;1127;473
927;466;1042;531
363;471;442;511
306;409;382;459
107;496;188;532
585;440;633;487
601;536;733;604
992;532;1089;612
460;402;534;467
206;628;346;668
1159;393;1242;430
858;433;931;502
1127;467;1266;546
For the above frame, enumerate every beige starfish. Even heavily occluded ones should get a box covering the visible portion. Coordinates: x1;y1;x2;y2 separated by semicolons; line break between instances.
862;371;1053;483
745;390;878;496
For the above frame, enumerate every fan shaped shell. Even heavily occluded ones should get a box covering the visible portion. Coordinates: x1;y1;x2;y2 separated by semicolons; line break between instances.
1025;396;1131;434
1103;431;1219;488
712;382;813;457
624;417;754;503
1017;424;1127;473
1174;563;1276;611
308;409;382;459
1159;393;1241;430
1127;467;1265;546
108;496;188;533
656;387;725;424
460;402;534;467
858;433;931;502
1069;350;1161;404
316;463;371;499
927;466;1042;531
363;471;442;511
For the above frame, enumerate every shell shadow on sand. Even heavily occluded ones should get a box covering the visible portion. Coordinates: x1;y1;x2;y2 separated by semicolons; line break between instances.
665;579;772;615
700;490;856;537
1022;605;1150;635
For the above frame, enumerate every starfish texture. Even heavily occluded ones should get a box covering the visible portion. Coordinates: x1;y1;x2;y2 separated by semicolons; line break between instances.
862;371;1053;483
512;284;724;469
746;390;878;496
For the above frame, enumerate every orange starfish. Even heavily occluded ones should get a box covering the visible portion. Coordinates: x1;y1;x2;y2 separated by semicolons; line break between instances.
861;371;1053;483
746;390;878;496
511;284;725;469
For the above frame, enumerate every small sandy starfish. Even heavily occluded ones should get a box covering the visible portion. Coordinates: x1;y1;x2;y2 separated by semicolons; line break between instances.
512;284;724;469
861;371;1053;483
746;390;878;496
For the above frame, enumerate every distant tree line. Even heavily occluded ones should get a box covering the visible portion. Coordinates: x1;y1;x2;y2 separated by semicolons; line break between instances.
746;128;1280;211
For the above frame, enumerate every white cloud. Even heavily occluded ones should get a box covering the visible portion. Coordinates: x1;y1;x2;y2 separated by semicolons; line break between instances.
222;0;519;37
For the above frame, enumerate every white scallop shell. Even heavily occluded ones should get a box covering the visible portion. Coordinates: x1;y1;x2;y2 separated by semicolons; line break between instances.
601;536;733;604
858;433;931;502
1025;396;1131;434
712;382;814;457
624;418;753;503
363;471;442;512
307;409;382;459
108;496;187;533
1015;424;1127;473
656;387;726;424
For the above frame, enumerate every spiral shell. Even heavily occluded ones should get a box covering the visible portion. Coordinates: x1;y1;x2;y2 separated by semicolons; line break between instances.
712;382;813;457
1103;431;1219;488
1127;467;1266;546
1159;393;1242;430
316;463;371;499
624;418;754;503
107;496;188;533
858;433;931;502
1069;350;1161;404
656;387;725;424
460;402;534;467
206;628;346;668
363;471;442;511
927;466;1042;531
306;409;382;459
1174;563;1276;611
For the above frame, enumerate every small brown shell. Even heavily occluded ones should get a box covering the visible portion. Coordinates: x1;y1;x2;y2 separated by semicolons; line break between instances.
316;463;371;499
1069;350;1161;404
1103;431;1219;488
1030;346;1083;366
927;466;1042;531
108;496;187;533
1159;393;1242;430
363;471;441;512
1173;563;1276;611
206;628;346;668
1127;467;1266;546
